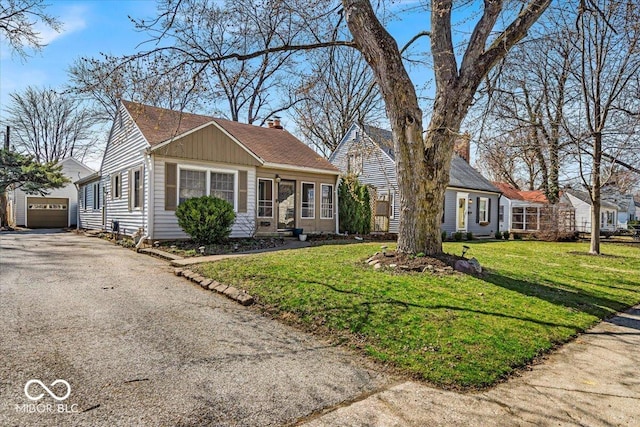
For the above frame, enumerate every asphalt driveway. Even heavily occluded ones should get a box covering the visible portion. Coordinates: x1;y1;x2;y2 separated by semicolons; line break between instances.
0;230;389;426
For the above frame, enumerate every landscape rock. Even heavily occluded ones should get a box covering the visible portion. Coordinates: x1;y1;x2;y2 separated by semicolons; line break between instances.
200;279;212;288
174;268;184;277
373;263;382;270
223;286;241;299
207;281;219;290
468;258;482;274
236;293;254;306
214;283;228;294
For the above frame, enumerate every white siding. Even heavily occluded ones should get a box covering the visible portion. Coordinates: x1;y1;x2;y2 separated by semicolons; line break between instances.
567;194;593;232
498;196;511;232
78;180;103;230
441;189;500;236
100;104;150;236
13;157;94;227
331;124;499;236
152;156;257;239
331;124;400;232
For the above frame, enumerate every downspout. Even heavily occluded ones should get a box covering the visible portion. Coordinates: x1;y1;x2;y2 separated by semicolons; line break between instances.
74;182;80;231
497;193;502;232
335;175;340;234
136;149;152;250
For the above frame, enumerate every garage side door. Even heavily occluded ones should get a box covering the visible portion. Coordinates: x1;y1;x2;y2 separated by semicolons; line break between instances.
26;197;69;228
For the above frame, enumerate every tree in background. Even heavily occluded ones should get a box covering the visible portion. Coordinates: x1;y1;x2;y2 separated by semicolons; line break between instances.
566;0;640;254
338;175;371;235
68;54;210;123
293;46;384;156
0;0;60;58
114;0;550;255
5;86;101;163
0;149;69;227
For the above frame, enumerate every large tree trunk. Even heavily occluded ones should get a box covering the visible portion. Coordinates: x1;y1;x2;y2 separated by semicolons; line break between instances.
343;0;549;255
0;190;9;228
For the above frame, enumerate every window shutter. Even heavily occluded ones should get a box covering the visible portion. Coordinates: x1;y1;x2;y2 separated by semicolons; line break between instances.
165;163;177;211
238;170;247;213
442;196;446;223
128;169;132;212
488;198;492;222
476;197;480;223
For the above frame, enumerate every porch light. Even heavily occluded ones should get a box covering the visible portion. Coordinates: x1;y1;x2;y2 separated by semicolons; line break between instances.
275;174;281;183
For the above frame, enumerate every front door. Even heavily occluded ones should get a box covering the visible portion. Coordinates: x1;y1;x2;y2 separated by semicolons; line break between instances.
277;180;296;230
456;193;468;231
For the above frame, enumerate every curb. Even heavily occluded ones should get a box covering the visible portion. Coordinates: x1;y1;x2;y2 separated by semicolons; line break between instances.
174;268;254;306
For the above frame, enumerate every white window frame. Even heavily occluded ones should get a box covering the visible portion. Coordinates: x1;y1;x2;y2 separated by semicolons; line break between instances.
177;165;238;211
320;183;334;219
499;204;505;222
111;172;122;200
478;197;489;223
92;182;100;210
347;152;363;175
130;166;144;210
257;178;274;218
301;182;316;219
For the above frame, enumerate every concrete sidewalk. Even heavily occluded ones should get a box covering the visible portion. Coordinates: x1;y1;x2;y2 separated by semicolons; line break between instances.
301;306;640;426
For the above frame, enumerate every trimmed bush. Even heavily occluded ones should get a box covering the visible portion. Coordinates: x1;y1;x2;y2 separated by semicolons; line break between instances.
502;231;510;240
513;233;523;240
175;196;236;245
442;230;448;242
466;232;473;241
453;232;464;241
338;175;371;234
494;230;502;240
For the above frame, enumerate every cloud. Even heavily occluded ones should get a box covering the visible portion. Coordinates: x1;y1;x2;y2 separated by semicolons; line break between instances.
34;4;88;46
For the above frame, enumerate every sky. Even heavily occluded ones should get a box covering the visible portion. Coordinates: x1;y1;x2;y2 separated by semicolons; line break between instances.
0;0;467;169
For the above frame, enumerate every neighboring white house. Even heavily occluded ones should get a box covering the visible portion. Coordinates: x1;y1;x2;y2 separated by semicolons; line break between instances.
561;189;618;233
11;157;94;228
77;100;340;239
330;123;501;236
602;191;636;229
493;182;550;233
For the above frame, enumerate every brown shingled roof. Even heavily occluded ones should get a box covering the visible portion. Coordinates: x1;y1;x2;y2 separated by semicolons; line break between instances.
121;100;338;173
493;182;549;203
121;100;212;146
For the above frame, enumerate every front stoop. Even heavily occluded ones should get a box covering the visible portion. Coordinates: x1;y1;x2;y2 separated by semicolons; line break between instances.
174;268;254;306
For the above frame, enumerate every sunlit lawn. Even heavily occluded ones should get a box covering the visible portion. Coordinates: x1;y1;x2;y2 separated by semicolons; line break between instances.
195;241;640;389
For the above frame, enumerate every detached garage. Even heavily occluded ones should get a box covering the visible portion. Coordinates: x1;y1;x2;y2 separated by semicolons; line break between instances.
26;197;69;228
10;158;94;229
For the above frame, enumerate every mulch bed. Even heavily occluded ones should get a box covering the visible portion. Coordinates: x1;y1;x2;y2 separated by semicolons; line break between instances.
160;238;287;257
370;250;466;272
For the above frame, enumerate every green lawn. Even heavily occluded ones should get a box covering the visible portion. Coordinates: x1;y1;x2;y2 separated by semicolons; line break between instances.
195;241;640;389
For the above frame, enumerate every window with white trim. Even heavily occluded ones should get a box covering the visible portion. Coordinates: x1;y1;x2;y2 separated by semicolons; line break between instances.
179;169;206;204
499;205;504;222
258;179;273;217
92;182;101;210
301;182;315;218
131;167;144;209
347;152;363;175
112;173;121;199
321;184;334;219
210;172;234;205
478;197;488;223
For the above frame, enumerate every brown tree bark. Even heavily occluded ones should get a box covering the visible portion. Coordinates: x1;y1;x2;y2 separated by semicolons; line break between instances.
344;0;550;254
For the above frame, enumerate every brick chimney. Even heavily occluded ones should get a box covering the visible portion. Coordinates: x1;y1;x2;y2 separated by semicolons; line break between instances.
454;133;471;163
273;116;283;129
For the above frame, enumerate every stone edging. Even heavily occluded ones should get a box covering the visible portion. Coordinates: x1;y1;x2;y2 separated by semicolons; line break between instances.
174;268;254;306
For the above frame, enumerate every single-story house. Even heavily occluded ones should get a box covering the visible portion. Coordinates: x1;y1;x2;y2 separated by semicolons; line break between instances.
10;157;94;228
493;182;550;233
561;189;618;233
601;191;636;229
330;123;501;236
77;100;340;239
